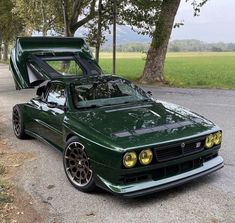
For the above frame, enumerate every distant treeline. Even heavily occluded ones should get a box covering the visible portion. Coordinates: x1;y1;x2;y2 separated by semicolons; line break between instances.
168;39;235;52
101;42;150;53
101;39;235;52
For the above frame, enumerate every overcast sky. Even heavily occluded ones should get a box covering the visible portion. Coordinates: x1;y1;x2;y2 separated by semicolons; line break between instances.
172;0;235;42
36;0;234;43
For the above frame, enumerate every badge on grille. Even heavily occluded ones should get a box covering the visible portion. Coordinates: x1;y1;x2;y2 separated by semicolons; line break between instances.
181;142;186;148
196;142;201;148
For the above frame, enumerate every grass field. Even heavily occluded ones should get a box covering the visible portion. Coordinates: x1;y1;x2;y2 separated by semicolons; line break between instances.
99;52;235;89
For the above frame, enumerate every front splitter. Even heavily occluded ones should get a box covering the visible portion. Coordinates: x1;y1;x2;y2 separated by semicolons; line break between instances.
97;156;224;198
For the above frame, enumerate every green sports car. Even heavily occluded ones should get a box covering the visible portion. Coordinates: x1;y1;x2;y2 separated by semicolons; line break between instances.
10;37;223;197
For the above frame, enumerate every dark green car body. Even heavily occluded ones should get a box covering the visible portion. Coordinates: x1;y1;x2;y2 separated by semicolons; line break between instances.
10;37;224;197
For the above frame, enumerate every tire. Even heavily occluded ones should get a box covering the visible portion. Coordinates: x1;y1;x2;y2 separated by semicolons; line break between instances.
12;105;29;139
63;136;96;193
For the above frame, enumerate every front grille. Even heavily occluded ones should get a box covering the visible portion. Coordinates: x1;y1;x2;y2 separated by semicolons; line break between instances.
122;153;218;184
155;138;205;162
152;157;203;180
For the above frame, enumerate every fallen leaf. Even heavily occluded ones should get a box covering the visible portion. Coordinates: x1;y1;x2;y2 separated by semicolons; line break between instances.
85;212;95;217
47;185;55;189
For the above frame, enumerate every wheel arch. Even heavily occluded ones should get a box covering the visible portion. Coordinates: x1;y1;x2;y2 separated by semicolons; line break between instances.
62;125;122;168
13;104;27;119
12;103;31;139
63;132;97;162
65;133;77;142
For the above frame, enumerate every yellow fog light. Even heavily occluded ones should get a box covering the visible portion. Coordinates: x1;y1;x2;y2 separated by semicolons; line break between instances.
214;131;222;145
205;134;214;148
123;152;137;168
139;149;153;165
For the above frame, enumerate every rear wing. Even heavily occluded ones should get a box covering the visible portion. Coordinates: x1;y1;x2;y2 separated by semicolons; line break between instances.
10;37;97;89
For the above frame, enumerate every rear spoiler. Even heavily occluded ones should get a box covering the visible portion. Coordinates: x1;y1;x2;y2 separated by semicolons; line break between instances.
10;37;94;89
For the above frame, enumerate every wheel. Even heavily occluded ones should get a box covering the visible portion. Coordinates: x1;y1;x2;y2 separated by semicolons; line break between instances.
12;105;29;139
63;137;96;192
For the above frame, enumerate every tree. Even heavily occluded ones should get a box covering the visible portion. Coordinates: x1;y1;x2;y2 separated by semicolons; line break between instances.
142;0;181;83
0;33;2;61
61;0;98;37
122;0;208;83
13;0;104;38
12;0;63;36
211;46;223;52
86;0;131;63
85;0;115;63
95;0;104;63
0;0;24;61
84;0;106;62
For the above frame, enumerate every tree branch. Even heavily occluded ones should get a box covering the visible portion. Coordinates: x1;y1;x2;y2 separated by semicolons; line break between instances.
70;0;84;25
70;0;97;33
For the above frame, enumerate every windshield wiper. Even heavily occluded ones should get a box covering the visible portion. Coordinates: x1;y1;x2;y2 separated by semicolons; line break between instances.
77;104;101;109
141;98;153;102
116;101;135;105
113;100;147;106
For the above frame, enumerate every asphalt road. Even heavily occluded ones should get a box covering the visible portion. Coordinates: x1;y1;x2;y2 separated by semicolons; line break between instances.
0;63;234;223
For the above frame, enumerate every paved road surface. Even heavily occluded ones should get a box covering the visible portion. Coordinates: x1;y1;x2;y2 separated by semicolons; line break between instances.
0;63;234;223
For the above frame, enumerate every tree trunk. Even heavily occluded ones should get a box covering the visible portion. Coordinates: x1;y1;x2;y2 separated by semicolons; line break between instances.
61;0;75;70
41;0;47;36
95;0;102;63
42;29;47;36
62;0;97;38
62;0;71;37
0;38;2;61
112;0;117;75
3;42;9;62
95;45;100;63
140;0;181;84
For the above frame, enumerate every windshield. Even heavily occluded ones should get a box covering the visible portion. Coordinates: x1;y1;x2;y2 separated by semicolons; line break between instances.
71;77;150;109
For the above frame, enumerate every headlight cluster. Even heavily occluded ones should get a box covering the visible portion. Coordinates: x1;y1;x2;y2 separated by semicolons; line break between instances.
205;131;222;149
123;152;137;168
123;149;153;168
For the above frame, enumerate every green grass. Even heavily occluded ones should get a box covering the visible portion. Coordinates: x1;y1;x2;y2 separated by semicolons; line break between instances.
2;52;235;89
101;58;146;80
99;52;235;89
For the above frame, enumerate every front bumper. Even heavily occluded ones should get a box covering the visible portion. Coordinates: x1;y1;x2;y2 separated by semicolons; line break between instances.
97;156;224;198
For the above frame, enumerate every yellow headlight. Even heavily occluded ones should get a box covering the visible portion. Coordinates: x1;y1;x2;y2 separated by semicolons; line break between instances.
123;152;137;168
139;149;153;165
214;131;222;145
205;134;214;148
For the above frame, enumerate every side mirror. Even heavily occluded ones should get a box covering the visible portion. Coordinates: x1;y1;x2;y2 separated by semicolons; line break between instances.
36;86;46;97
47;101;58;108
147;90;153;97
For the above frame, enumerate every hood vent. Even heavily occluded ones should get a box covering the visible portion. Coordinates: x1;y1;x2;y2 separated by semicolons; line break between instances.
113;120;194;138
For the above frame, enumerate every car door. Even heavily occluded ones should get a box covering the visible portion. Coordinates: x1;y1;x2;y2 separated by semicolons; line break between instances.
38;83;66;148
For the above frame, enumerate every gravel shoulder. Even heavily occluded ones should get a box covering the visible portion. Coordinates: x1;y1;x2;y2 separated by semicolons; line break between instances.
0;125;48;223
0;63;234;223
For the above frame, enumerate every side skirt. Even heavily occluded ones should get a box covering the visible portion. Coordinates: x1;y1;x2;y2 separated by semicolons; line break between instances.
25;130;63;153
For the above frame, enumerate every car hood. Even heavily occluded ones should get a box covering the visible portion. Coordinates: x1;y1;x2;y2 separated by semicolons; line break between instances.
70;100;219;149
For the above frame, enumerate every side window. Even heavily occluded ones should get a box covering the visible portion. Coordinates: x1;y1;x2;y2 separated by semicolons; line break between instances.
47;84;66;107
